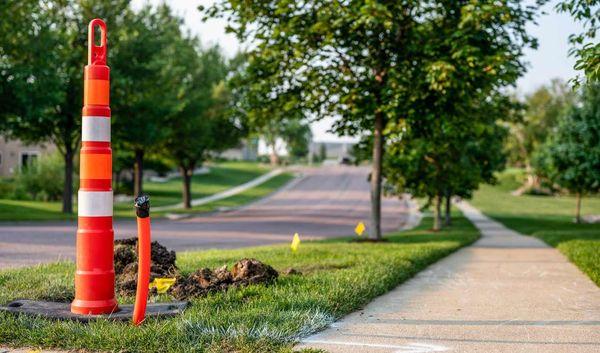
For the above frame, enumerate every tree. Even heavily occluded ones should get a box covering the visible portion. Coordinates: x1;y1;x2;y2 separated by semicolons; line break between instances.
258;122;284;166
204;0;541;240
439;96;512;226
350;137;372;165
203;0;426;239
0;0;131;213
0;0;57;133
505;79;575;194
221;52;302;166
556;0;599;84
385;96;509;230
163;40;242;209
281;119;312;161
535;83;600;223
235;75;304;166
250;117;311;165
381;0;539;230
111;4;183;197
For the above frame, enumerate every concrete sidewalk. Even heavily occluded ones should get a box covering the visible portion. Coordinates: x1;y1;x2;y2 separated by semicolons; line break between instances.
298;201;600;353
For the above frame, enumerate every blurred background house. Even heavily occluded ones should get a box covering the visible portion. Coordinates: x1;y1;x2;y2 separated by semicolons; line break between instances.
310;141;354;162
0;136;56;177
219;138;259;161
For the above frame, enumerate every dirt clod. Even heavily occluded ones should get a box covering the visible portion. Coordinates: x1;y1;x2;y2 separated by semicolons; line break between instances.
214;265;233;283
231;258;279;285
170;258;278;300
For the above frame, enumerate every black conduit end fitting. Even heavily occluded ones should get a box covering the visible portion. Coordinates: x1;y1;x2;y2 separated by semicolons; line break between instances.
134;194;150;218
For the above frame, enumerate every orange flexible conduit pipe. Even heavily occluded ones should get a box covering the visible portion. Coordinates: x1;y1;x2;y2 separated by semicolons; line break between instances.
133;195;151;325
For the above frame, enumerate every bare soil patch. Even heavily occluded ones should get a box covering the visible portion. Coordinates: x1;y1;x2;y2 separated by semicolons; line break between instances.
114;238;278;299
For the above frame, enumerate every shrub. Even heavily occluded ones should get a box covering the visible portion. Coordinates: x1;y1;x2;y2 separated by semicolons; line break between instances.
0;179;15;198
256;155;271;164
13;153;65;201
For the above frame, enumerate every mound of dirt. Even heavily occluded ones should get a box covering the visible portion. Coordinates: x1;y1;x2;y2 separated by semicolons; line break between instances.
170;258;278;300
114;238;178;296
113;239;278;299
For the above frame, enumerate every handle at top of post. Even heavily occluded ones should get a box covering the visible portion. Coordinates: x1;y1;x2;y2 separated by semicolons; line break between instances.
88;19;107;66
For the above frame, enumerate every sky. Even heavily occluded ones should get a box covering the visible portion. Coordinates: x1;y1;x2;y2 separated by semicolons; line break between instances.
132;0;585;142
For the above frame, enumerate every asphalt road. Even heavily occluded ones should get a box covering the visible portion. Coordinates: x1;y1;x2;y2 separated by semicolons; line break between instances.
0;165;410;268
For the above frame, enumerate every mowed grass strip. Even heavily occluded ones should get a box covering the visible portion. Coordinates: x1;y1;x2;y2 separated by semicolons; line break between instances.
0;199;74;221
166;172;295;215
0;213;479;353
472;169;600;286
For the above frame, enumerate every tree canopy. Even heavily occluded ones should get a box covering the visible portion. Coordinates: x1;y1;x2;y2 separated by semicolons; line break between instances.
281;119;312;161
385;94;513;230
1;1;245;211
380;0;540;230
556;0;599;84
0;0;132;212
205;0;542;238
163;41;242;208
505;80;574;170
535;83;600;222
111;4;186;197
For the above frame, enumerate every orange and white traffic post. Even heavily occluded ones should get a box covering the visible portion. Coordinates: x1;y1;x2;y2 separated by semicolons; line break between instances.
71;19;118;315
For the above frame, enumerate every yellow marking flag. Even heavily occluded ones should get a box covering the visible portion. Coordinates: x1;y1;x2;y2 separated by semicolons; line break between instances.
355;221;366;236
290;233;301;252
149;277;177;294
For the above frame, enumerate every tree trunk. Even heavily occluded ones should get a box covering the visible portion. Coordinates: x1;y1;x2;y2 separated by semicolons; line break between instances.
433;194;442;231
62;145;74;214
269;142;279;166
444;190;451;227
575;192;582;224
181;166;192;209
369;112;384;240
269;152;279;165
134;149;144;197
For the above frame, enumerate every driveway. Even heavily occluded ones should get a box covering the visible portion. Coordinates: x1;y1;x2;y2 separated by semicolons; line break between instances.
0;165;410;268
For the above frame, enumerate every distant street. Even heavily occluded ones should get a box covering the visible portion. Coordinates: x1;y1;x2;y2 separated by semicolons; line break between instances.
0;165;410;268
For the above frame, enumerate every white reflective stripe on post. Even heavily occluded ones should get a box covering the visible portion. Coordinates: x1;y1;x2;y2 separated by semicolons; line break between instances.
82;116;110;142
78;190;113;217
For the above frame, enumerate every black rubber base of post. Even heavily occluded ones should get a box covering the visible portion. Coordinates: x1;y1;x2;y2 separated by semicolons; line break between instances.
0;300;188;323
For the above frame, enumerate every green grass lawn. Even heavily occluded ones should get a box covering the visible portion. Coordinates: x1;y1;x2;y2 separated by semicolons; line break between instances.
115;161;270;210
0;213;479;352
166;172;294;215
0;199;75;221
471;169;600;286
0;162;276;221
